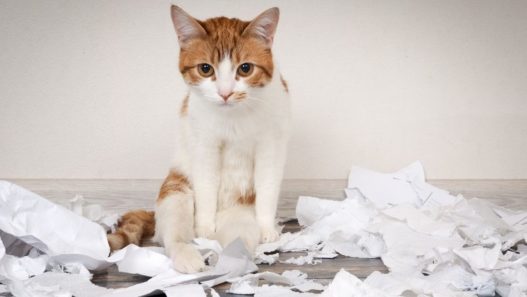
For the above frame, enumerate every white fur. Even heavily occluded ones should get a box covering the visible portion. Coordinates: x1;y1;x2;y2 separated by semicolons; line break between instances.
216;58;235;99
155;56;290;273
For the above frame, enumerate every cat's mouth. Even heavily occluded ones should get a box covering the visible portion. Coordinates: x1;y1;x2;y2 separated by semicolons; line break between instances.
217;101;235;107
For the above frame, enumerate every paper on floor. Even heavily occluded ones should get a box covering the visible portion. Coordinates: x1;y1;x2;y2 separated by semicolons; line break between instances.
2;161;527;297
227;270;325;295
256;162;527;296
322;269;392;297
2;239;251;297
280;252;322;265
0;181;259;296
202;238;258;288
348;161;461;209
8;272;112;297
163;284;206;297
69;195;119;232
0;181;109;261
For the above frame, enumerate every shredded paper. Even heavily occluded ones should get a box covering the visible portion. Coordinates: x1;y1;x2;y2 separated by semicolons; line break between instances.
1;161;526;296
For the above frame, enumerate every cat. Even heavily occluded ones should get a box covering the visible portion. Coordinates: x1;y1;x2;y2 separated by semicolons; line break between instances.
107;5;290;273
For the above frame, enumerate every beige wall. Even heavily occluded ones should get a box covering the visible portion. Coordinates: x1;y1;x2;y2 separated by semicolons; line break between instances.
1;0;526;179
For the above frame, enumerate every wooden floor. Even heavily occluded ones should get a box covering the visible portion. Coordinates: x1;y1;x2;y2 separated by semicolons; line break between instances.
5;179;527;296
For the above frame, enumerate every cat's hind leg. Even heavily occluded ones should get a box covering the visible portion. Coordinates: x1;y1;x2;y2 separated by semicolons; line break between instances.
154;170;205;273
214;205;260;255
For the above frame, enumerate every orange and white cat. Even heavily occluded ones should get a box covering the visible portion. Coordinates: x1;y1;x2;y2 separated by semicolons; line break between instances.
107;5;290;273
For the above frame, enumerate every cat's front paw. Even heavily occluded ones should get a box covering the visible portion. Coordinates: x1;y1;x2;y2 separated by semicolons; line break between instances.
170;243;206;274
259;225;280;243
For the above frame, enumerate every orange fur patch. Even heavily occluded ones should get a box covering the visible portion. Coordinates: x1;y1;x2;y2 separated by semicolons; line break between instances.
180;93;189;116
233;91;248;101
157;169;191;202
237;190;256;205
107;210;155;251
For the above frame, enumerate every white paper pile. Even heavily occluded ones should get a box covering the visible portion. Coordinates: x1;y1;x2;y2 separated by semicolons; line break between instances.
69;194;119;232
2;161;526;297
0;180;256;296
253;162;527;297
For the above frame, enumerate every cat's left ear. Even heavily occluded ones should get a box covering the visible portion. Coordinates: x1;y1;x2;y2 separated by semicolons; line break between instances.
171;5;207;48
243;7;280;48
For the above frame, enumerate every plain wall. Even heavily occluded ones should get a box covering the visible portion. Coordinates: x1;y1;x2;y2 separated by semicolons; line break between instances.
1;0;526;179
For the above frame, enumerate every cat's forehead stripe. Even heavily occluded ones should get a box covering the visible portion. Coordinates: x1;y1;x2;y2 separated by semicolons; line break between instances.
201;17;248;65
179;16;274;87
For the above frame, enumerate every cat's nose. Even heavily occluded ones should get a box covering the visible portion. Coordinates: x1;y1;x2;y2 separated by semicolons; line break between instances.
219;91;233;102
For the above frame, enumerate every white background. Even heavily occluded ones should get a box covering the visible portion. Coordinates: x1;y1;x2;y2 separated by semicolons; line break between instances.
1;0;526;179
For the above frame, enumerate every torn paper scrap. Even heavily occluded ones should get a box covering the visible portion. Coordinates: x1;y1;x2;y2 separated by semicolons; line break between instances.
260;162;527;297
70;194;104;222
193;237;224;266
454;239;501;270
163;284;206;297
281;252;321;265
321;269;392;297
228;271;293;294
0;181;110;261
254;252;279;265
228;270;325;295
296;196;342;227
494;207;527;230
282;196;379;254
325;230;384;258
381;205;457;237
7;272;112;297
281;270;326;292
202;238;258;287
0;253;48;281
347;161;460;209
108;244;171;277
364;268;492;297
347;162;426;208
100;269;224;297
69;194;120;232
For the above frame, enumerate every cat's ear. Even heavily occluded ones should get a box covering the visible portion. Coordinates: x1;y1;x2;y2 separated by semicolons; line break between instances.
243;7;280;47
170;5;206;47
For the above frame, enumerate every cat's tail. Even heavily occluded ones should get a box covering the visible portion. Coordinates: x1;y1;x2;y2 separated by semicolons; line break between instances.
107;209;155;251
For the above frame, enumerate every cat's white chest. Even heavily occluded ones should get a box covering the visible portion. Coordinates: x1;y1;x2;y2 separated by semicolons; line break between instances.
217;140;255;210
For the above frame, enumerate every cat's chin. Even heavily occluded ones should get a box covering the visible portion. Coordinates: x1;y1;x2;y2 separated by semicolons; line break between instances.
216;101;236;108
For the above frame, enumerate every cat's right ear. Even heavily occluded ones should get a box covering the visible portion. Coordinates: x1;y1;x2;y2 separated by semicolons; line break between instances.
170;5;206;48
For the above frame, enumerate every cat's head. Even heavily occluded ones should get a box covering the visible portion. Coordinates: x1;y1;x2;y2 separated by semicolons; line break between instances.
170;6;279;107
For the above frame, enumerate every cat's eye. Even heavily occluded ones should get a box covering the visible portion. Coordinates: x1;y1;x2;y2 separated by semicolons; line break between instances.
197;63;214;77
237;63;254;77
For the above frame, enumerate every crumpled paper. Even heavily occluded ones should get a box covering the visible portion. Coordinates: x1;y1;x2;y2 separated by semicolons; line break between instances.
69;195;119;232
0;181;109;261
254;162;527;297
0;180;256;296
2;161;526;297
227;270;325;295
